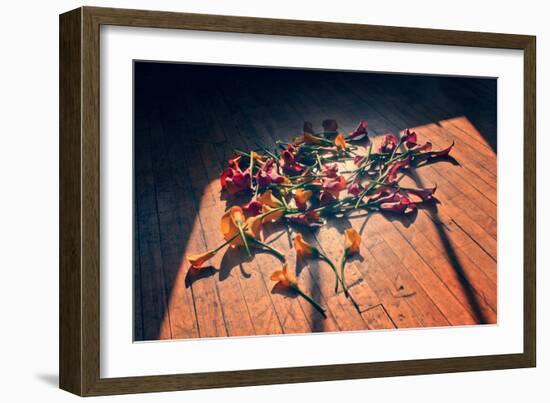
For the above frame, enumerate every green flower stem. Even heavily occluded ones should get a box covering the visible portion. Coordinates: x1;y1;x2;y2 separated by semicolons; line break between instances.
249;238;286;262
315;152;324;170
319;254;342;293
283;180;315;193
340;254;347;296
212;232;241;253
257;206;286;221
291;284;327;318
237;224;252;257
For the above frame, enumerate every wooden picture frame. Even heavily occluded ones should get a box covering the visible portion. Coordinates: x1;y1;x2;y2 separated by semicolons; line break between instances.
59;6;536;396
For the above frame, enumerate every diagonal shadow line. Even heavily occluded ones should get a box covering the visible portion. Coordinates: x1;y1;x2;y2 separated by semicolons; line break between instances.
409;170;488;324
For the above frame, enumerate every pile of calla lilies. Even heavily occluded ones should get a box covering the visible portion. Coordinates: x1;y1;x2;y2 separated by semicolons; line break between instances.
188;119;454;317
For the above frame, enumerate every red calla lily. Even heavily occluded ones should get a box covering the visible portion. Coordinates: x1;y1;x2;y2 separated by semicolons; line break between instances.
349;120;369;140
289;210;324;227
402;129;418;149
386;156;412;182
379;194;416;214
380;134;399;153
348;183;363;196
403;186;437;203
322;175;347;197
322;163;339;178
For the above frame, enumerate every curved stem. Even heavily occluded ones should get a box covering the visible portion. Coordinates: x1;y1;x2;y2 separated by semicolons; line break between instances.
340;254;348;297
292;285;327;318
249;238;286;262
212;232;241;253
237;224;251;257
319;254;341;293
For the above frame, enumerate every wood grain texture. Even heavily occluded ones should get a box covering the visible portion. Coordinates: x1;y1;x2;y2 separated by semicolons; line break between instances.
59;6;536;396
59;7;82;395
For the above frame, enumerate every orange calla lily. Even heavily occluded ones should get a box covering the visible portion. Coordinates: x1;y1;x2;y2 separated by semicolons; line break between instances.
294;189;312;206
293;233;317;258
261;206;285;224
344;228;361;255
250;151;263;161
340;227;362;305
220;206;246;247
245;214;263;240
270;263;327;317
334;133;346;150
270;263;297;287
187;250;217;269
258;190;283;208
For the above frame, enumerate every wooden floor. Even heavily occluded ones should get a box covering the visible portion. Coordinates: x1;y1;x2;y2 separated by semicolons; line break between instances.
133;63;497;341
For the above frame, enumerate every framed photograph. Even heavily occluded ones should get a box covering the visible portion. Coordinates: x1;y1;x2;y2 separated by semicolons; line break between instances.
59;6;536;396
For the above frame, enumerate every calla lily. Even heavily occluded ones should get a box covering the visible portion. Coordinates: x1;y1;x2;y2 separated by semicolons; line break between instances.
339;228;362;302
250;151;264;162
322;175;347;197
220;206;253;256
349;120;369;140
223;168;252;195
280;148;305;175
386;155;412;182
431;141;454;158
220;167;234;187
402;186;437;203
368;186;398;203
334;133;347;150
221;206;247;245
270;264;326;317
413;142;454;164
270;263;297;287
344;228;361;256
256;159;286;188
322;163;339;178
289;210;324;227
293;233;318;259
319;190;336;206
348;183;363;197
243;199;263;216
294;188;312;209
258;190;284;208
380;134;398;153
379;194;416;214
187;250;217;269
402;129;418;149
261;205;285;224
245;215;263;240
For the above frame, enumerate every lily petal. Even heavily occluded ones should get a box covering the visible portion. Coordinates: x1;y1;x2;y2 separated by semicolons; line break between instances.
188;250;217;268
344;228;361;255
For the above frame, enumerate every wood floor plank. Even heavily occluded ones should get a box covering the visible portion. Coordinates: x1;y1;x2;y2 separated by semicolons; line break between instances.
167;108;229;338
148;111;202;340
367;213;478;326
135;126;172;340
